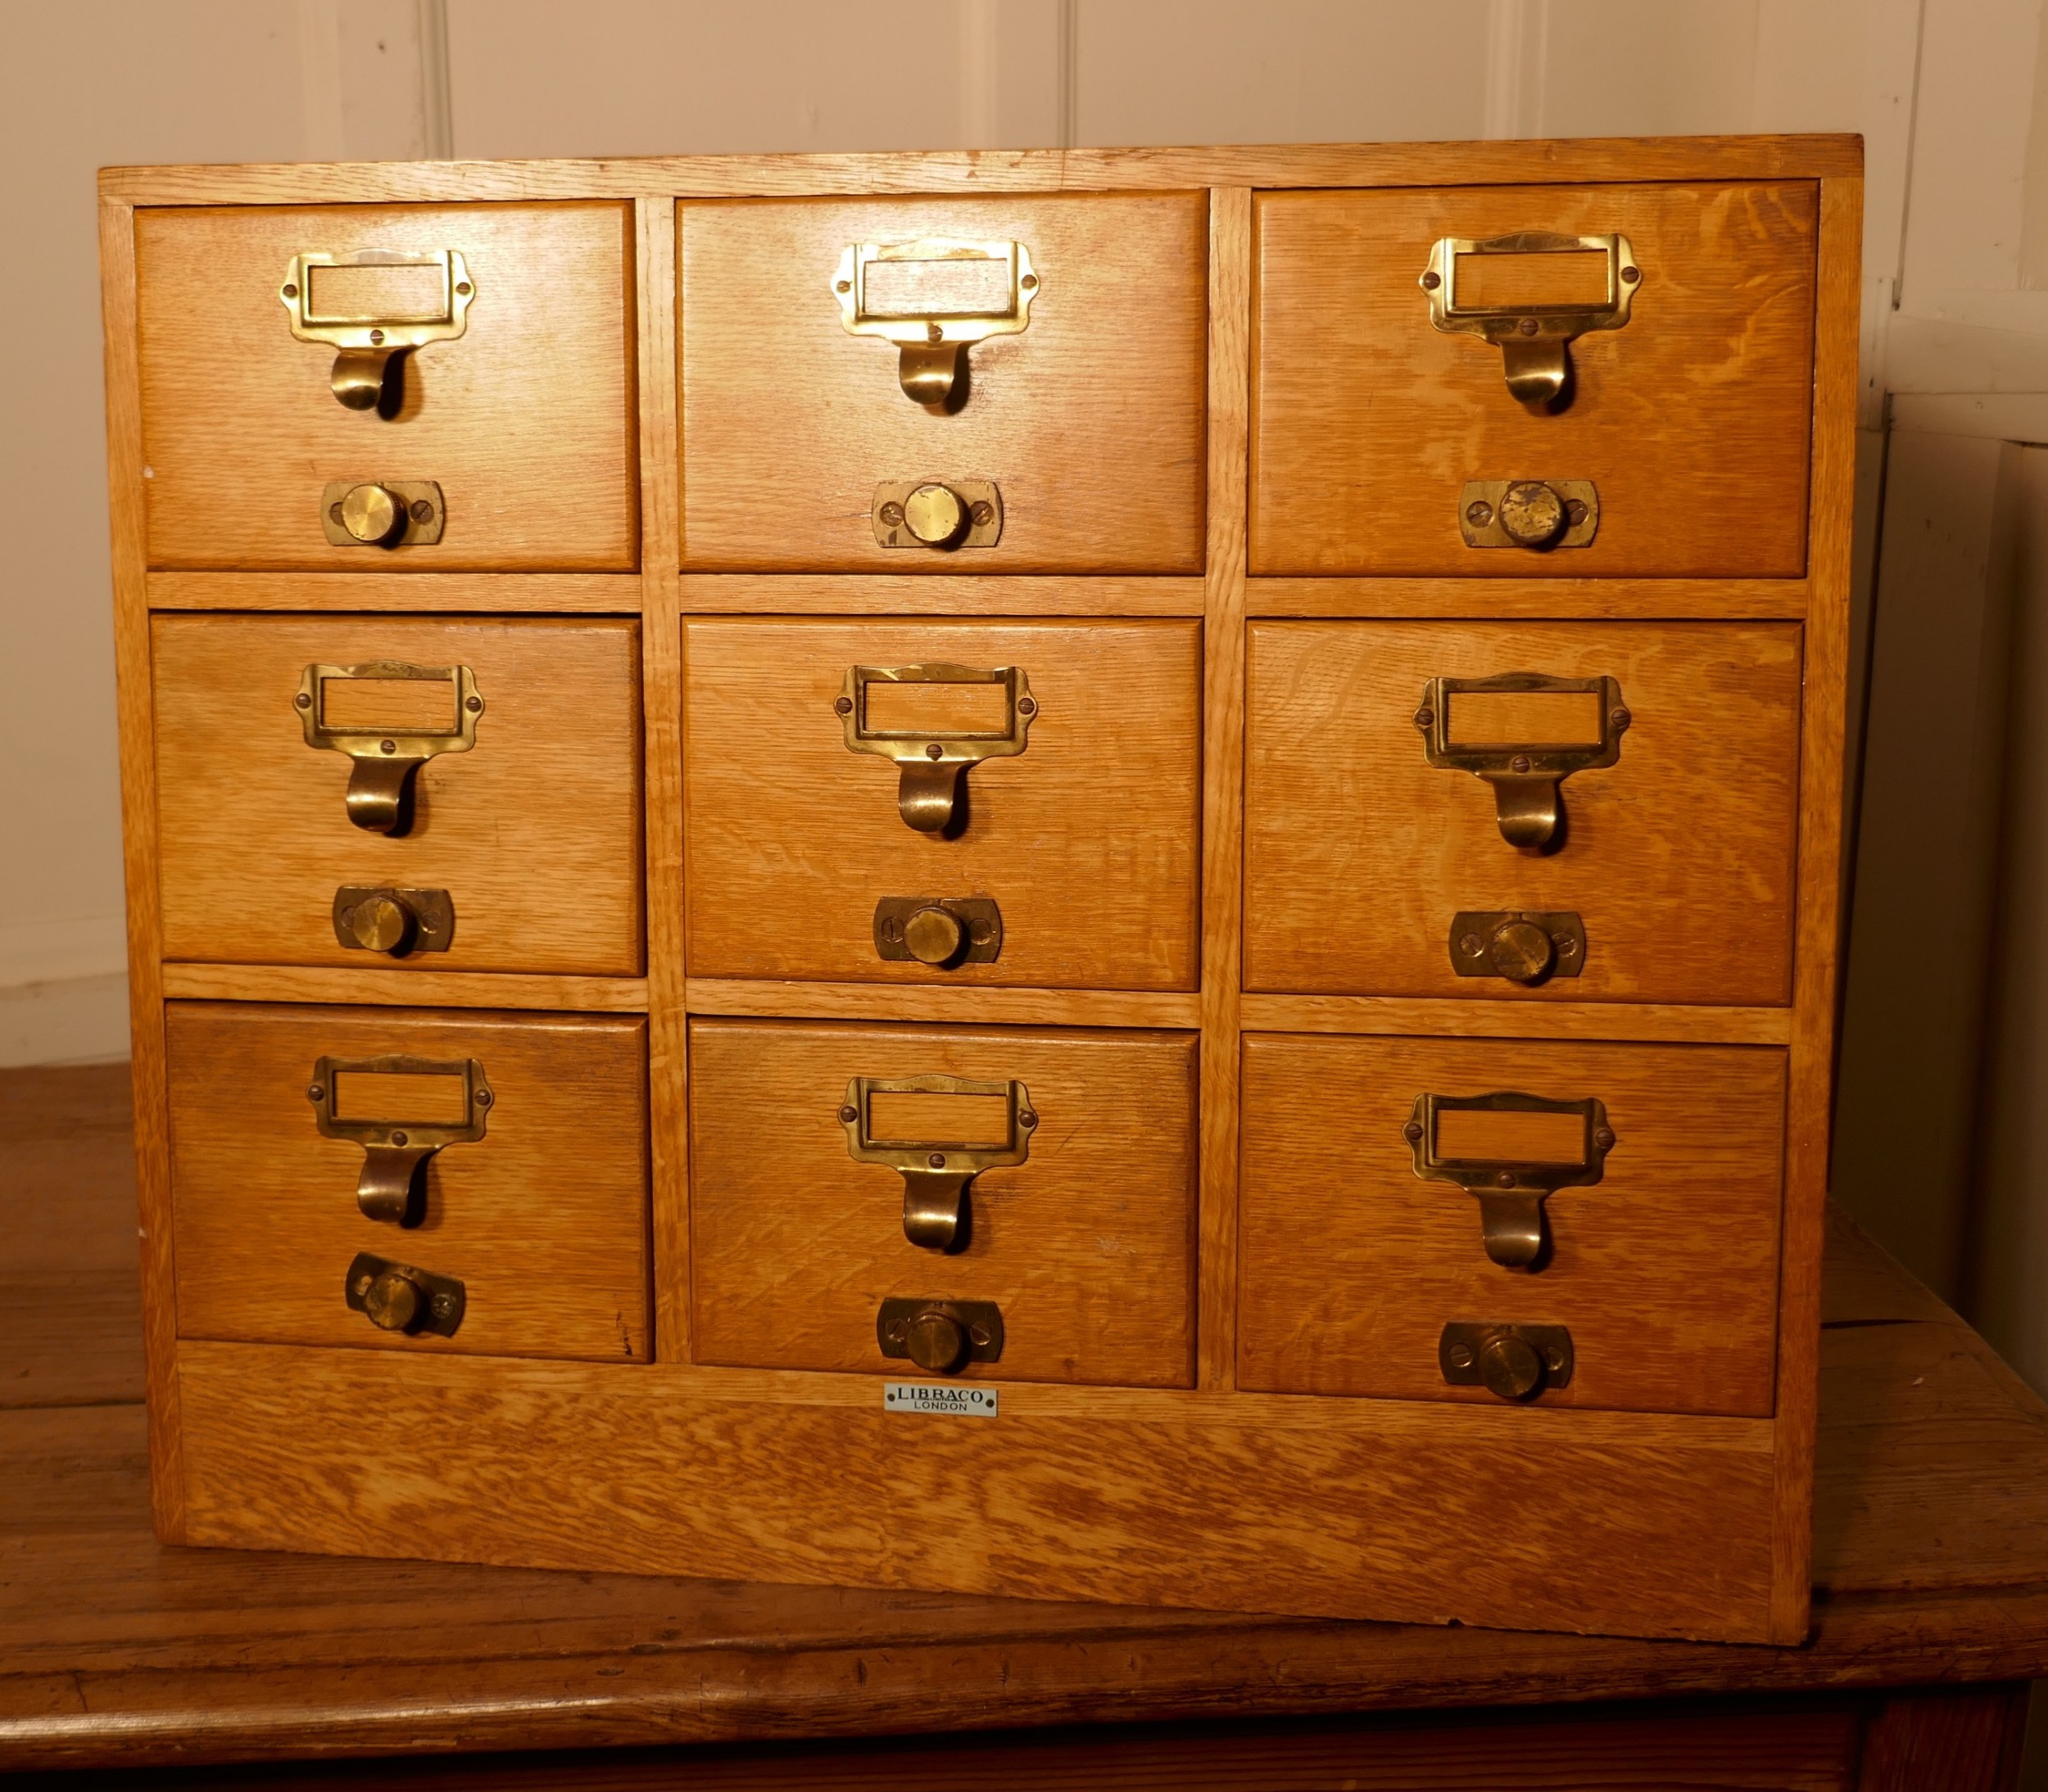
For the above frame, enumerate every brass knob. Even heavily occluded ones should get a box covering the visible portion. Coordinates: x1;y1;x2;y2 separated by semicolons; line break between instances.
360;1266;423;1333
1488;917;1554;984
904;1305;967;1373
903;904;964;965
903;482;967;547
344;891;417;955
1497;481;1567;547
338;482;405;545
1479;1330;1544;1401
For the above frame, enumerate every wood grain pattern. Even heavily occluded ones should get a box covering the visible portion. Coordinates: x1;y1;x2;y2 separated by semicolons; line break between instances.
1855;1687;2030;1792
1240;993;1793;1045
688;1020;1197;1386
98;197;184;1541
680;574;1205;615
679;195;1207;572
161;963;649;1011
682;619;1201;989
147;571;640;612
152;614;645;976
685;980;1200;1028
135;203;637;571
1250;576;1810;618
1239;1034;1787;1415
1244;621;1802;1004
1251;183;1818;577
164;1003;650;1362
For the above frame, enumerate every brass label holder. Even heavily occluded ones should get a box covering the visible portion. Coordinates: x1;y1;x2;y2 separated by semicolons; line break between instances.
310;1054;492;1226
1406;1090;1614;1269
332;885;455;957
872;479;1003;550
842;1074;1035;1253
835;237;1037;410
1449;911;1585;984
1421;230;1638;410
877;1297;1004;1374
1439;1322;1574;1401
872;895;1003;967
1415;671;1628;851
345;1251;466;1337
320;480;446;548
282;248;474;411
839;663;1036;835
297;660;483;835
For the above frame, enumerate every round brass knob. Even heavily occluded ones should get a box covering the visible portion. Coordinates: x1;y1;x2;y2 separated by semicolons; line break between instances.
345;891;417;955
338;482;405;545
904;1306;967;1373
903;482;968;546
1479;1331;1544;1401
1488;917;1554;984
903;904;964;965
1497;481;1567;547
362;1268;423;1333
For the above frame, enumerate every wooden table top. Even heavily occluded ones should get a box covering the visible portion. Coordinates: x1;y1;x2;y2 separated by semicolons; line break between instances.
5;1062;2048;1775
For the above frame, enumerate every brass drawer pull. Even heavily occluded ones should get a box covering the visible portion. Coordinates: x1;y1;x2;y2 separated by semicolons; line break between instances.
309;1054;492;1225
332;885;455;957
836;237;1038;410
1405;1090;1614;1269
842;1074;1035;1253
873;895;1002;966
1449;910;1584;984
838;663;1036;835
297;660;483;835
321;480;446;548
872;479;1003;550
1415;671;1628;852
1420;231;1638;410
1439;1322;1573;1401
282;248;474;412
1458;479;1597;550
346;1251;466;1337
877;1297;1004;1373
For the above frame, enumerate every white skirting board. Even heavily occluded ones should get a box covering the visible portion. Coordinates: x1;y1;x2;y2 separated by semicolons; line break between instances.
0;974;131;1068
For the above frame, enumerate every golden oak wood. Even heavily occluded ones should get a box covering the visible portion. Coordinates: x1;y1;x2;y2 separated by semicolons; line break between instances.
1248;575;1810;619
1244;620;1802;1005
1240;993;1793;1045
165;1002;650;1363
135;202;637;572
147;571;641;612
688;1020;1197;1386
161;963;649;1011
152;613;646;977
1251;183;1818;577
682;618;1201;989
678;574;1205;615
1239;1034;1787;1415
678;195;1207;572
685;979;1201;1028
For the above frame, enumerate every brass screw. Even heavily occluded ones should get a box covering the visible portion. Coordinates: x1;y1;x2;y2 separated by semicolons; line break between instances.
1459;932;1483;954
430;1292;456;1319
969;1323;991;1346
410;499;434;523
475;1088;492;1109
1448;1341;1474;1368
1019;273;1037;290
1402;1120;1424;1143
1019;1110;1037;1129
466;695;483;713
1466;502;1493;528
283;283;299;298
1545;1346;1566;1369
380;739;397;755
1495;1170;1516;1188
369;328;386;344
970;500;995;527
1421;270;1441;290
307;1084;324;1102
391;1130;409;1147
1554;933;1577;953
352;1273;373;1296
1413;707;1434;729
834;695;854;715
969;920;993;944
1621;265;1640;283
295;691;313;709
836;279;851;293
926;322;943;342
1517;317;1538;335
928;1152;945;1169
839;1104;859;1124
878;501;904;527
1593;1126;1615;1150
1610;707;1631;731
925;743;943;760
1509;754;1531;773
456;281;473;296
1017;696;1036;716
888;1319;907;1341
1564;499;1588;526
329;502;346;525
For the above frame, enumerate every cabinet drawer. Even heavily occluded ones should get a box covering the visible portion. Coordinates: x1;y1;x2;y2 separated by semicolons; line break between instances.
679;195;1207;572
135;203;637;570
683;619;1201;989
152;614;644;976
1239;1034;1784;1415
1252;183;1816;577
1244;621;1800;1005
690;1020;1198;1387
165;1003;650;1360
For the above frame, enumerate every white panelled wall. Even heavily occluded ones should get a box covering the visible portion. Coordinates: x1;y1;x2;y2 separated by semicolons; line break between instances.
7;1;2046;1391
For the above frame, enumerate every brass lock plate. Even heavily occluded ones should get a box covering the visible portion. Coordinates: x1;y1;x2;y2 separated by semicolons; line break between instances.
877;1297;1004;1373
297;660;483;835
331;885;455;957
344;1251;466;1337
872;479;1003;550
1416;671;1628;851
282;249;474;410
1449;911;1584;983
873;895;1002;966
1458;480;1598;549
836;238;1037;408
1439;1322;1574;1400
1406;1090;1614;1270
843;1073;1035;1253
320;480;446;547
310;1054;492;1225
1422;231;1638;409
839;663;1036;834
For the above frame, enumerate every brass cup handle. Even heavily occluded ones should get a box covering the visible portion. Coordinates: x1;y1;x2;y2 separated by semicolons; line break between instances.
343;755;425;835
1484;774;1561;852
899;1165;976;1252
1473;1183;1548;1269
354;1138;439;1225
896;759;967;834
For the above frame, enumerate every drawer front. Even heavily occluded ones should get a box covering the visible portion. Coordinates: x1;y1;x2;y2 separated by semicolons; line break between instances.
166;1003;650;1360
1252;183;1816;577
690;1020;1198;1387
683;619;1201;989
136;203;637;570
1244;621;1801;1005
152;614;644;976
1239;1034;1785;1414
679;195;1208;572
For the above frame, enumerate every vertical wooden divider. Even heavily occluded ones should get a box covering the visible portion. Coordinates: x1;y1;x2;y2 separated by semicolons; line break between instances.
637;197;690;1360
1771;172;1864;1643
1198;189;1252;1391
99;197;186;1539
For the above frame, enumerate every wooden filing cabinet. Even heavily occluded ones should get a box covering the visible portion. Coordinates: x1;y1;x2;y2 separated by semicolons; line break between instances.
99;133;1860;1646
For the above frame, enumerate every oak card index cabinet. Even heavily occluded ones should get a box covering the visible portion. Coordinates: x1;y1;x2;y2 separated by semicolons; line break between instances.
98;135;1860;1646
